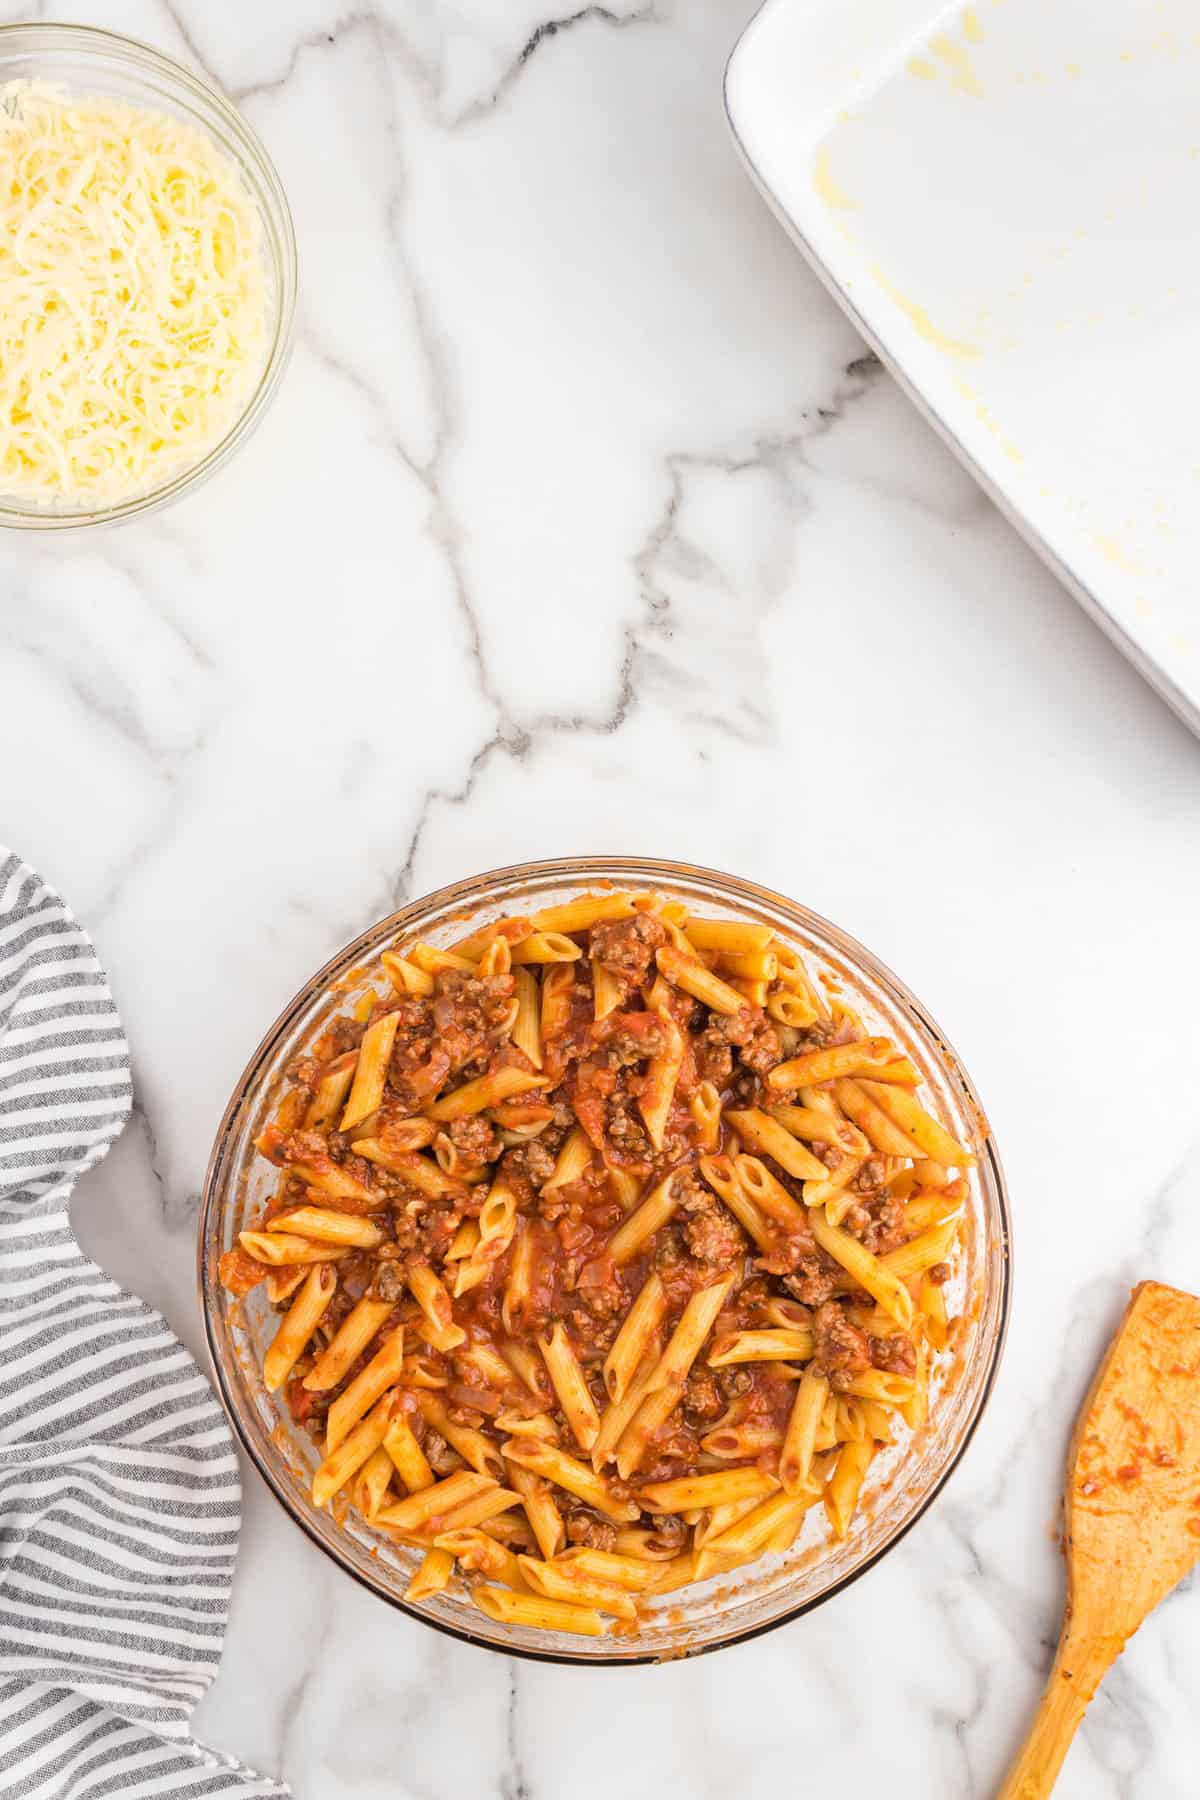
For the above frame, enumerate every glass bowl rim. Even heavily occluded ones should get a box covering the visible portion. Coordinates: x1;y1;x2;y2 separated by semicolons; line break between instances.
197;854;1013;1666
0;19;298;532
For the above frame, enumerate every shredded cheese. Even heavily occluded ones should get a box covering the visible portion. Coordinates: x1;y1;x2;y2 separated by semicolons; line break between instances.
0;82;268;505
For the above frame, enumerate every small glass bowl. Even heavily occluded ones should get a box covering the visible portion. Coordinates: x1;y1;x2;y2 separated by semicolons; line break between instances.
0;23;297;531
199;858;1012;1665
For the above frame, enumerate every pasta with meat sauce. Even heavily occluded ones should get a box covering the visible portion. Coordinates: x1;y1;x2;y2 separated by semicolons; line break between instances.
219;888;975;1637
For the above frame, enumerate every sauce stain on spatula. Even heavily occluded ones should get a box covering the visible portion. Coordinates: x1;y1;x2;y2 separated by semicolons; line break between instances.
999;1280;1200;1798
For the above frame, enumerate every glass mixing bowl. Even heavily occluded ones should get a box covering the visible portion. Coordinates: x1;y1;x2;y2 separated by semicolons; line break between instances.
0;23;297;530
199;858;1012;1664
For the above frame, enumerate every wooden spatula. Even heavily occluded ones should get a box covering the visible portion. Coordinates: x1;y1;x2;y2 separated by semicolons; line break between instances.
998;1280;1200;1798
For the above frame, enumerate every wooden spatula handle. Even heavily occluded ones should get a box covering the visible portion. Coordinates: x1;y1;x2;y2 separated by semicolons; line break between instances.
997;1634;1111;1800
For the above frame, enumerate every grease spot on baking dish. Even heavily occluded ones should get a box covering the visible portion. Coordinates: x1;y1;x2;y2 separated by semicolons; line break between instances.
962;8;983;44
931;33;984;96
813;147;855;210
871;265;982;359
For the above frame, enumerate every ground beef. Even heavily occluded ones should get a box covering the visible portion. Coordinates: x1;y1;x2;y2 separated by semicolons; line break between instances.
590;913;668;981
598;1012;668;1069
447;1113;501;1165
812;1301;871;1377
738;1017;783;1077
605;1095;652;1165
647;1512;687;1549
927;1261;952;1286
850;1154;889;1196
781;1256;841;1308
870;1334;918;1376
682;1204;744;1266
504;1136;557;1189
717;1365;753;1400
431;969;515;1073
365;1260;406;1303
842;1192;906;1255
694;1030;734;1089
422;1429;458;1476
326;1017;366;1056
683;1367;724;1423
565;1511;618;1552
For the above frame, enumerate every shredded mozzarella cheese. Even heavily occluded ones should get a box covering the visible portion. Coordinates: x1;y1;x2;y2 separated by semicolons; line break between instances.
0;82;268;505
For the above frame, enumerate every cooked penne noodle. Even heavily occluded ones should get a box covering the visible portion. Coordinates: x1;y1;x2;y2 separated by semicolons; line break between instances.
267;1207;382;1249
436;1486;523;1533
539;962;575;1042
516;1559;638;1622
313;1400;391;1508
405;1547;455;1601
725;1109;829;1183
382;1411;435;1493
591;959;624;1021
502;1220;535;1336
434;1527;527;1589
446;1219;481;1261
593;1337;662;1469
713;949;778;981
698;1153;772;1251
767;1039;918;1093
920;1276;950;1352
324;1327;405;1451
765;988;819;1028
539;1323;601;1452
510;966;543;1069
807;1213;915;1330
707;1328;814;1365
351;1444;395;1519
264;1263;336;1392
606;1164;644;1212
704;1490;817;1556
284;1156;377;1204
477;1179;518;1263
340;1012;401;1132
770;1102;869;1156
303;1297;393;1392
554;1546;663;1591
451;915;534;960
410;942;477;976
304;1053;358;1129
240;1230;349;1268
800;1153;867;1211
608;1172;678;1264
654;944;745;1016
418;1393;505;1479
732;1154;812;1230
780;1368;829;1495
603;1273;667;1402
509;932;582;965
857;1079;975;1167
685;917;773;955
532;893;636;933
832;1078;924;1159
495;1409;558;1440
612;1526;680;1562
636;1014;685;1152
902;1341;929;1430
638;1468;779;1513
376;1470;494;1532
352;1143;467;1202
506;1461;566;1561
699;1420;786;1459
542;1125;593;1193
265;1265;307;1305
426;1067;546;1122
406;1263;466;1350
825;1440;873;1539
879;1215;961;1282
645;1275;735;1395
502;1438;640;1523
473;1585;608;1637
689;1080;722;1151
381;949;435;997
837;1369;917;1408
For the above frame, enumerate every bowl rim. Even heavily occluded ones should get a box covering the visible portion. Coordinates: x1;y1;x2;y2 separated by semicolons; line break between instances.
0;19;298;531
198;855;1013;1665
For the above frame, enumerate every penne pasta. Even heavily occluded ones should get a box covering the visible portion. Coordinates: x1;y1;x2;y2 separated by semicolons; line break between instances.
376;1470;494;1533
654;944;745;1016
313;1399;391;1508
473;1586;608;1638
538;1323;601;1452
857;1079;975;1167
607;1172;678;1265
502;1438;640;1523
767;1039;919;1094
825;1440;874;1539
340;1011;401;1132
517;1558;638;1621
405;1547;455;1601
511;967;543;1069
324;1327;406;1452
509;932;582;965
267;1207;382;1249
636;1014;685;1152
707;1328;814;1365
263;1262;336;1392
638;1468;779;1513
725;1109;829;1183
303;1297;393;1392
603;1273;667;1403
383;1410;435;1493
426;1067;546;1122
780;1368;829;1495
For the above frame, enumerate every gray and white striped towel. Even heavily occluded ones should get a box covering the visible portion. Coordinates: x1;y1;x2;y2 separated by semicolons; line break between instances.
0;848;288;1798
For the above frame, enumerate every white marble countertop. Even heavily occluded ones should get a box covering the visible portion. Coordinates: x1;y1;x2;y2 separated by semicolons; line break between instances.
4;2;1200;1795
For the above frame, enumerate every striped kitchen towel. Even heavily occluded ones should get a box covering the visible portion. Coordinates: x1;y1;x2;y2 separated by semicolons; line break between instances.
0;848;288;1798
